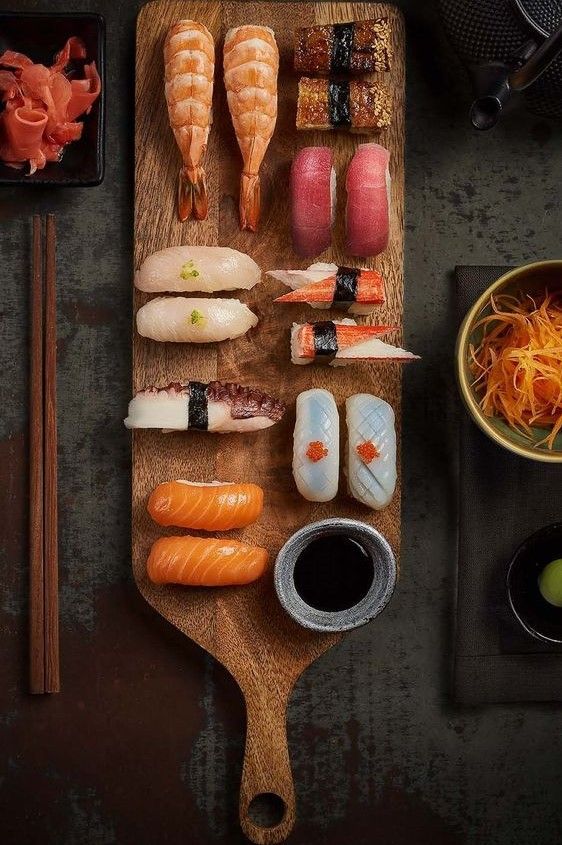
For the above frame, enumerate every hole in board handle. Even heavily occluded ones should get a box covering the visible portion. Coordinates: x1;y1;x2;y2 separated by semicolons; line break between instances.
247;793;287;829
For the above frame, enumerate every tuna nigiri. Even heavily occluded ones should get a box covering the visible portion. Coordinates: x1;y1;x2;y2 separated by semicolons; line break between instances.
136;297;258;343
147;480;264;530
125;380;286;433
135;246;262;294
290;319;419;366
293;389;339;502
291;147;335;257
346;143;390;257
269;262;385;314
147;535;268;586
345;394;396;510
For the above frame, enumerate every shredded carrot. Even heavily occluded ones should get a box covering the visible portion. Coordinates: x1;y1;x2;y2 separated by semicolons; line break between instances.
469;289;562;449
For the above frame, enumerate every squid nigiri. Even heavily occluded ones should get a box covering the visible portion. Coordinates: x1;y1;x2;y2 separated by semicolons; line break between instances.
291;319;418;366
164;20;214;221
124;380;286;433
147;535;268;586
345;394;396;510
290;147;335;257
136;297;258;343
147;480;263;530
269;262;384;314
346;143;390;257
224;25;279;231
293;389;339;502
135;246;262;293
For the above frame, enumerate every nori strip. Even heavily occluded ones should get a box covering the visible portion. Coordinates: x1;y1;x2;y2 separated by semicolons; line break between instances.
328;80;351;128
187;381;208;430
331;23;354;72
312;321;338;360
333;267;359;309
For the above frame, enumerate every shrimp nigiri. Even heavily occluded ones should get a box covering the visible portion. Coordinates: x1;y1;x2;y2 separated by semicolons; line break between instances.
164;20;214;221
223;25;279;231
147;480;264;530
147;535;268;586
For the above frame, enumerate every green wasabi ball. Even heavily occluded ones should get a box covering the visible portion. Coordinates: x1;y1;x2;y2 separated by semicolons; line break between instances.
538;559;562;608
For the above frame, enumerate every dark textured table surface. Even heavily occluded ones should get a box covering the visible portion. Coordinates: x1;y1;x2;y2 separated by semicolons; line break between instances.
1;1;561;843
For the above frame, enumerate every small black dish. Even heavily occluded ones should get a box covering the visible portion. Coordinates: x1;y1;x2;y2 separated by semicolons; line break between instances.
507;524;562;644
0;12;105;187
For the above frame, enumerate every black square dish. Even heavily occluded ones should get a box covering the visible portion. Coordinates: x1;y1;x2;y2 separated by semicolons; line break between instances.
0;12;105;186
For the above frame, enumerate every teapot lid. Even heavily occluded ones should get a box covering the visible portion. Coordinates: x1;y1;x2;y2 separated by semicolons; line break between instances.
514;0;562;38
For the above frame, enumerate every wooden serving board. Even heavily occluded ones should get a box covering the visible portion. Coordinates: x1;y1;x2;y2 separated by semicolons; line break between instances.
134;3;404;842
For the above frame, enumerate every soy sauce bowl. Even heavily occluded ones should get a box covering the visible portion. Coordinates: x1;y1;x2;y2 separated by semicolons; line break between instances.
274;519;397;633
507;524;562;644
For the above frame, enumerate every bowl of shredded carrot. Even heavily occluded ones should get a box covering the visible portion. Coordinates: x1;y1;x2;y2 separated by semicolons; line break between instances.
456;261;562;462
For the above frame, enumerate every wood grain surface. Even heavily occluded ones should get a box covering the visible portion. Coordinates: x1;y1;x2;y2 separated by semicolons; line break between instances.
134;3;404;842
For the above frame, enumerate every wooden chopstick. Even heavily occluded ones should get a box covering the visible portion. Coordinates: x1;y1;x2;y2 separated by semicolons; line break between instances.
29;215;45;694
44;214;59;693
29;213;59;694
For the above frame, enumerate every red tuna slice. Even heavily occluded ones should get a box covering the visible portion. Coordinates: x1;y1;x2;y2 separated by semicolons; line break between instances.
346;143;390;258
291;146;335;257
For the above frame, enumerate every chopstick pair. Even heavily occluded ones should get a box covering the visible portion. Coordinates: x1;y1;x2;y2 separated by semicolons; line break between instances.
29;213;59;695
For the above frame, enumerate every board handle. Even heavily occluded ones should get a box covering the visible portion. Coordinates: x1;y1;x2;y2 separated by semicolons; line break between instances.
239;690;296;844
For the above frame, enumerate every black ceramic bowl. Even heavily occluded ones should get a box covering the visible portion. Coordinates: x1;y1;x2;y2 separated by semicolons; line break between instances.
507;524;562;644
0;12;105;186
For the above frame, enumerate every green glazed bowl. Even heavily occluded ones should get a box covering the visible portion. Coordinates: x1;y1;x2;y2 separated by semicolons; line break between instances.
456;260;562;463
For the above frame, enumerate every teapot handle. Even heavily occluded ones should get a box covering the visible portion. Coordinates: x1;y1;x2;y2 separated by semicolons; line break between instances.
510;23;562;91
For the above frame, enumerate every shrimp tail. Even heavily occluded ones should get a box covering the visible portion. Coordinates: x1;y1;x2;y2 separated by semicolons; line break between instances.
239;172;260;232
178;165;208;222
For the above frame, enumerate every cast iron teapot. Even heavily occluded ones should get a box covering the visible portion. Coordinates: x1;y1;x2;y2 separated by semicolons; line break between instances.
439;0;562;128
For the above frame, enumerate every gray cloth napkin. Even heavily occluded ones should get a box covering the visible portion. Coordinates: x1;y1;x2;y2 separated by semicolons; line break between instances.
455;266;562;704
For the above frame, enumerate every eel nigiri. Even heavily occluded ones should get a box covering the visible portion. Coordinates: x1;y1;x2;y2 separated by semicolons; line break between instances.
296;77;392;132
290;319;419;366
135;246;262;293
345;394;396;510
346;143;390;257
293;389;339;502
290;147;335;257
164;20;214;221
147;535;268;586
136;297;258;343
147;480;264;530
224;25;279;231
269;262;384;314
294;19;392;75
125;380;286;433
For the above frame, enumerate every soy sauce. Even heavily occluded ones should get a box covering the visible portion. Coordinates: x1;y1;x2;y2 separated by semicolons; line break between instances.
293;536;374;612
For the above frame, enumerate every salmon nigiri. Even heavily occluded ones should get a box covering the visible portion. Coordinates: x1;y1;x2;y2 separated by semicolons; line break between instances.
147;480;264;530
290;319;419;366
147;535;268;586
270;263;385;315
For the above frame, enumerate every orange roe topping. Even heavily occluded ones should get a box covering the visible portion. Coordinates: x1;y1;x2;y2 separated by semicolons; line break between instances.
356;440;379;464
306;440;328;462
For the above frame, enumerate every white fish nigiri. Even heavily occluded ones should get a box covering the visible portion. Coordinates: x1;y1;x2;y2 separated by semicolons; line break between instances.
345;394;396;510
136;297;258;343
293;389;339;502
135;246;262;293
124;380;286;433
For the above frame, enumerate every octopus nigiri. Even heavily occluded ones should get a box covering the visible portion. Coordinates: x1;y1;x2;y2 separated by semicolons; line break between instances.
269;262;385;314
148;480;263;530
291;319;418;366
164;20;214;221
224;25;279;231
293;389;339;502
136;297;258;343
147;535;268;586
124;380;286;433
345;394;396;510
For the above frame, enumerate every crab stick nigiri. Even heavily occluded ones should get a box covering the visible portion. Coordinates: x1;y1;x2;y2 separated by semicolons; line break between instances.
290;319;418;366
291;147;335;257
147;535;268;587
270;262;384;315
148;480;264;530
346;143;390;257
345;394;396;510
